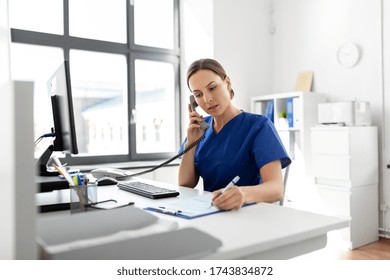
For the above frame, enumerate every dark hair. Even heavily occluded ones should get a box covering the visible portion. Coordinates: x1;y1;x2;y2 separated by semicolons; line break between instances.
186;58;235;98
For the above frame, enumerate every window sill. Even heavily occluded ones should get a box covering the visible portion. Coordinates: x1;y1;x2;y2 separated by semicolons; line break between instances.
72;159;181;173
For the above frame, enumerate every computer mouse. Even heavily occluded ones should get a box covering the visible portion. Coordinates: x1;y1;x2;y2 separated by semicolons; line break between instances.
96;177;118;186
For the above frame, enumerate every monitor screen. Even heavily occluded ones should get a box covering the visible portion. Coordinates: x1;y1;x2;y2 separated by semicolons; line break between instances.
37;60;78;176
47;60;78;155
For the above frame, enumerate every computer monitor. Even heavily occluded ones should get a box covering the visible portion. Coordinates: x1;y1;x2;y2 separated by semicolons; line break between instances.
49;60;78;154
37;60;79;176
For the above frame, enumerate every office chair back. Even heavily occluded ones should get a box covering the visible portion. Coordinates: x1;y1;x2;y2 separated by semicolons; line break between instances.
280;165;290;206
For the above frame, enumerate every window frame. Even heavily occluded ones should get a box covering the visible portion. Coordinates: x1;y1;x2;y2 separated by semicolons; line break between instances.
10;0;182;165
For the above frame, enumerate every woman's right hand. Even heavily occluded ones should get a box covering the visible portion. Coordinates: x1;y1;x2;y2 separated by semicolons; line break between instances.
186;104;206;146
178;104;204;188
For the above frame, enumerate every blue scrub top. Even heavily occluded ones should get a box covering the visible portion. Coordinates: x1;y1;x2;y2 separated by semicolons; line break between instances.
179;111;291;192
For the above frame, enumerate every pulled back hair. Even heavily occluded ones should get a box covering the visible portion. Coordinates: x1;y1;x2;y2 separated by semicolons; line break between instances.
186;58;235;98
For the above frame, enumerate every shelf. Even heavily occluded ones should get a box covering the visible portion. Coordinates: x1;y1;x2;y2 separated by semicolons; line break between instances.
251;91;327;176
277;128;300;132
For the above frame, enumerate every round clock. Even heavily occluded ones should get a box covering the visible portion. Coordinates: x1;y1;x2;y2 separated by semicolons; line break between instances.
337;42;360;68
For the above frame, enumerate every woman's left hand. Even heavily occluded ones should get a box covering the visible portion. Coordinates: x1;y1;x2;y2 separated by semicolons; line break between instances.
211;186;245;210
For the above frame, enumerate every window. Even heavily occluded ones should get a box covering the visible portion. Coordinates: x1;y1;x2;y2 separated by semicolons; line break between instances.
10;0;181;165
69;50;128;156
134;59;176;154
134;0;174;49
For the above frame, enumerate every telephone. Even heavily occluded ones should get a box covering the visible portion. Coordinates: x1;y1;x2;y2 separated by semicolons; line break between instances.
91;168;131;180
189;95;210;131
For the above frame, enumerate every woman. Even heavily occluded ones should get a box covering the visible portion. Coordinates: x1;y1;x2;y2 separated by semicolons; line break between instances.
178;58;291;210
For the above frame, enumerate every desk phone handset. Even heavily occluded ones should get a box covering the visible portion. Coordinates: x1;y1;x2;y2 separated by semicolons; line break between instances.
189;95;210;131
91;168;130;180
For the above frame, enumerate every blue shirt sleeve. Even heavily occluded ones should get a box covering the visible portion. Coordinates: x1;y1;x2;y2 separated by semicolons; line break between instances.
252;118;291;170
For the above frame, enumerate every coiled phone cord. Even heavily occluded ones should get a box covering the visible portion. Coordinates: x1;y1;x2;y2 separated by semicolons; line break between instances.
116;134;206;179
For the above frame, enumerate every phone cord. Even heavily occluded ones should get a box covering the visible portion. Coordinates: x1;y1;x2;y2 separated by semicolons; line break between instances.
118;134;206;178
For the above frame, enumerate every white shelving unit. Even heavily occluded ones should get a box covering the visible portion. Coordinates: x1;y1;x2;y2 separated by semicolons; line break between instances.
311;126;379;249
251;91;327;177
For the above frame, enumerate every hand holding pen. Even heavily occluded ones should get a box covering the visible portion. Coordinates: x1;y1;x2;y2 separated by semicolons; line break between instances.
211;176;240;209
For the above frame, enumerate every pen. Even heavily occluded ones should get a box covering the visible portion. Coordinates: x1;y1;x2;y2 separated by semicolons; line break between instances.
221;176;240;194
157;206;182;215
53;164;75;186
211;176;240;207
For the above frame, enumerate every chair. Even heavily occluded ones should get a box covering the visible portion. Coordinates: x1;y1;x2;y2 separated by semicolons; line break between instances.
279;165;290;206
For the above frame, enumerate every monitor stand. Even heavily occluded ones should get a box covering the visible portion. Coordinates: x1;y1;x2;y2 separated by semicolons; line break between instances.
36;144;59;176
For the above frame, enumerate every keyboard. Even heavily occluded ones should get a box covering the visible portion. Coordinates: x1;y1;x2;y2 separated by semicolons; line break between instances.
117;181;180;199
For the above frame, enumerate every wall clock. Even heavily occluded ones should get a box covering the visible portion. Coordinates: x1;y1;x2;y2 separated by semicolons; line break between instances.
337;42;360;68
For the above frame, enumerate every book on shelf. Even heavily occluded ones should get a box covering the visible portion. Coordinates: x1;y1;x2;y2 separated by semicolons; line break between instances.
265;100;274;122
292;97;300;128
286;98;294;128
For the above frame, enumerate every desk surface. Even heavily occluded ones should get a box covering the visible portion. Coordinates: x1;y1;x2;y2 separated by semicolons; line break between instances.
37;178;348;260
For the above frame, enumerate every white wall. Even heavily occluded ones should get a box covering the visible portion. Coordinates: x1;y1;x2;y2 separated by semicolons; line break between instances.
272;0;382;125
180;0;214;139
214;0;273;112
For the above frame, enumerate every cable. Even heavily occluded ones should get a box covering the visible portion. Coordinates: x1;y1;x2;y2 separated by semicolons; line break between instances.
34;132;56;147
34;136;43;147
116;134;206;179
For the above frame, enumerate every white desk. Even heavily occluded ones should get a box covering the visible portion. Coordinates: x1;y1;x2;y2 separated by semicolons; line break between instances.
37;178;348;260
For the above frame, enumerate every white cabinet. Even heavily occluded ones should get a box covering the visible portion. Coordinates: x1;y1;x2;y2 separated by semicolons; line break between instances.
251;91;326;176
311;126;379;249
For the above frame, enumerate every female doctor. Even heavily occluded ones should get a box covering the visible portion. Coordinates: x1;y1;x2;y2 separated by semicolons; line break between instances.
178;58;291;210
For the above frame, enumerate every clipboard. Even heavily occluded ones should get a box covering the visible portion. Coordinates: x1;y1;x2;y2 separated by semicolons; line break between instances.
145;194;255;219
